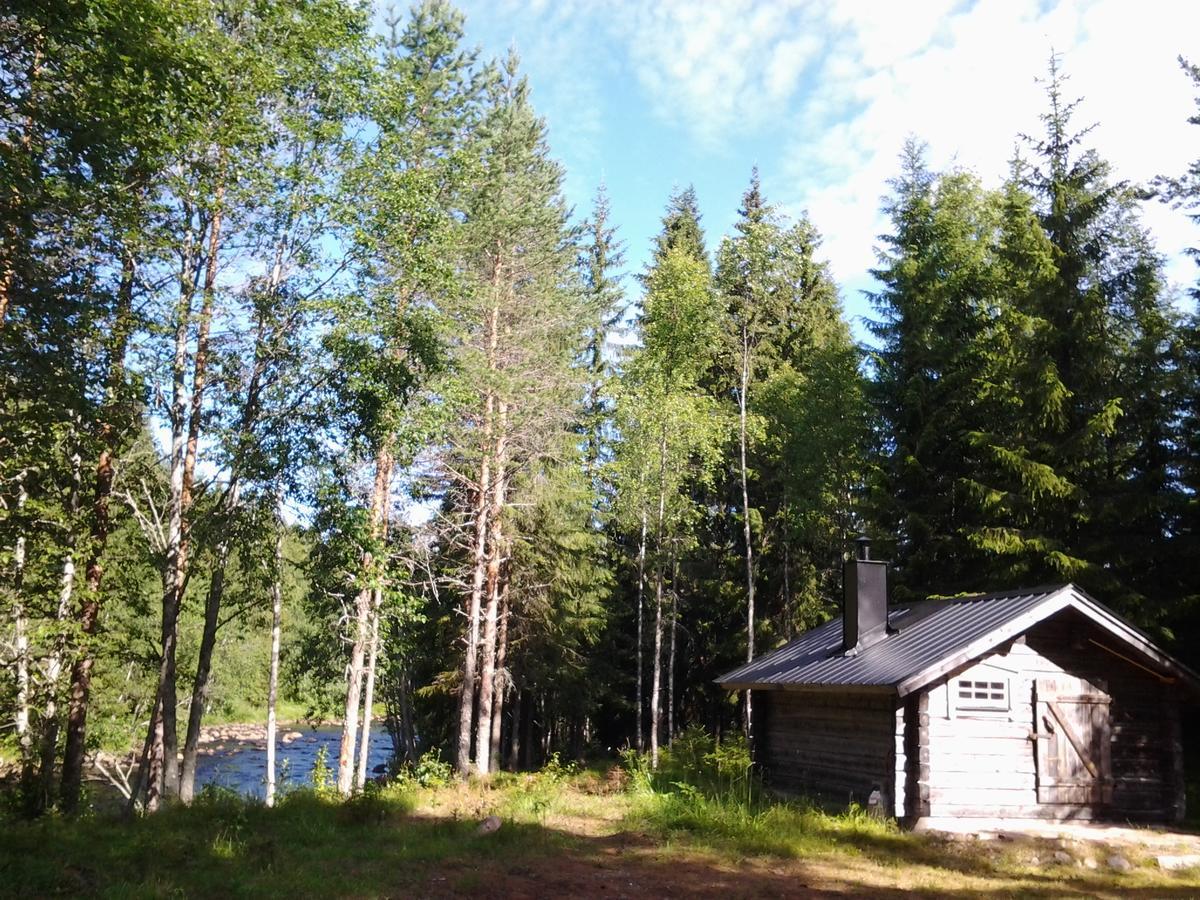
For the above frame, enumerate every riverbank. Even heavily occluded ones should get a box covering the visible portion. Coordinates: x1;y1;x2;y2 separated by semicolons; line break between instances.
198;722;310;751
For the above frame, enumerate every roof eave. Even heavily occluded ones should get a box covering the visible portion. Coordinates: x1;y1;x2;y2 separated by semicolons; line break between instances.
893;584;1200;698
894;586;1075;698
1061;586;1200;694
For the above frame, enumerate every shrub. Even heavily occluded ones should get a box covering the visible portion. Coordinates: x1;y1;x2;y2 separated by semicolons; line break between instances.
309;745;336;799
402;749;454;789
338;780;389;826
619;747;654;794
624;726;759;805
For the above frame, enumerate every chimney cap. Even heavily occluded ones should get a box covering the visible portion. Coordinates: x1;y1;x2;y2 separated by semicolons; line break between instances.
855;535;872;561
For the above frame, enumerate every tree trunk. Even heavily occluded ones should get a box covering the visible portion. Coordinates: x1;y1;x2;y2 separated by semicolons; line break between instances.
668;553;677;742
525;691;538;769
62;250;136;813
177;510;233;805
635;510;647;752
488;576;509;773
338;448;390;796
738;327;755;741
36;453;81;811
179;243;275;804
337;589;368;796
355;586;383;791
163;188;223;800
397;661;417;764
475;401;508;776
650;434;667;768
265;509;284;808
356;485;390;792
126;692;159;817
12;480;31;784
39;525;78;810
148;205;201;813
507;687;522;771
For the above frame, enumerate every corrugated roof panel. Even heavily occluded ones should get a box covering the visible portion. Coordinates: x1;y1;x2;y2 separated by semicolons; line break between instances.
716;586;1064;690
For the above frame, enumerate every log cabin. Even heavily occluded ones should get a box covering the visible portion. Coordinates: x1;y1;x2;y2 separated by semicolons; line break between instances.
716;538;1200;826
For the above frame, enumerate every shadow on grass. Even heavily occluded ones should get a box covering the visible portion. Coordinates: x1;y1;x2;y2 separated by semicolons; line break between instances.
1;789;1198;898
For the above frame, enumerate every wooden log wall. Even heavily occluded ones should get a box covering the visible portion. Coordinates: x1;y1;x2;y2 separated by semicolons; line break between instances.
1026;615;1182;822
756;690;897;812
919;610;1183;823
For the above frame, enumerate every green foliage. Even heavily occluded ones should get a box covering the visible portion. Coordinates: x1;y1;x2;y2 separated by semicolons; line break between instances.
5;0;1200;823
309;746;336;800
620;726;896;859
868;61;1186;627
625;727;755;803
400;749;455;789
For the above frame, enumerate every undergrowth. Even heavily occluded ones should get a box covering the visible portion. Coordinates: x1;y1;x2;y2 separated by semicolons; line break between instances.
621;725;901;858
3;735;1196;897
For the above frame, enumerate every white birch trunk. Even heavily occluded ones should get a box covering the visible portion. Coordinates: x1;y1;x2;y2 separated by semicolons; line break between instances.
338;450;390;796
39;524;78;801
649;434;667;768
337;596;368;797
635;510;647;752
12;480;29;762
355;588;382;791
667;554;677;742
265;511;284;808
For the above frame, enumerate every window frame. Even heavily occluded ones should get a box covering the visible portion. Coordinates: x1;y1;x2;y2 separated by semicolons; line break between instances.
954;676;1010;712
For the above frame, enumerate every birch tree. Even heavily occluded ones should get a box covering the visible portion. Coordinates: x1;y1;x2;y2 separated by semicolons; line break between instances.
615;243;722;766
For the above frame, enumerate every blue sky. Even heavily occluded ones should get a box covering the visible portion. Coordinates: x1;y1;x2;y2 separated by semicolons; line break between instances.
440;0;1199;337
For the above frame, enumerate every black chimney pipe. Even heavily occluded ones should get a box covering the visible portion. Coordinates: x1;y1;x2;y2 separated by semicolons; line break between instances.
843;535;889;655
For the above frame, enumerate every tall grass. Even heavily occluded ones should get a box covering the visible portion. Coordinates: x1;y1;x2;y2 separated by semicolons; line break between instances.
622;725;899;858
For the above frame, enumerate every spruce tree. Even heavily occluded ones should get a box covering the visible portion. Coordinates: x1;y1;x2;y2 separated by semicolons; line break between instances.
1018;56;1179;614
868;142;1002;597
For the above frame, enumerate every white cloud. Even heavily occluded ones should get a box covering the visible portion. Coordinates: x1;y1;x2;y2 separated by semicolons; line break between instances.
771;0;1200;303
455;0;1199;304
611;0;828;145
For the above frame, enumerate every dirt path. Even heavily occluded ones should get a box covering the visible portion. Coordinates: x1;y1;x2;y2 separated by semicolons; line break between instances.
401;809;1200;900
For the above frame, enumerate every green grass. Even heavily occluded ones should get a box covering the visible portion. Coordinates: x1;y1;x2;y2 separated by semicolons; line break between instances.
3;758;1199;898
0;783;567;898
199;698;316;728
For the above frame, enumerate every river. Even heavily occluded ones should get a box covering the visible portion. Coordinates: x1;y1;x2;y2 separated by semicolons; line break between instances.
194;725;395;799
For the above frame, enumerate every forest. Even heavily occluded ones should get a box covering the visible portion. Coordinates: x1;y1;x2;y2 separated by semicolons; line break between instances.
3;0;1200;858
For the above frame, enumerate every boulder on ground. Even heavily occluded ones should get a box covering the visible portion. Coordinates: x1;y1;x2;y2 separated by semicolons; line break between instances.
476;815;502;836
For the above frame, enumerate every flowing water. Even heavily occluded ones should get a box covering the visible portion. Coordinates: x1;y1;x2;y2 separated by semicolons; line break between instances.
194;726;394;799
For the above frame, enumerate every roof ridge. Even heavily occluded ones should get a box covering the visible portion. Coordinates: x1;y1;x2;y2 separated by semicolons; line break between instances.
931;583;1071;604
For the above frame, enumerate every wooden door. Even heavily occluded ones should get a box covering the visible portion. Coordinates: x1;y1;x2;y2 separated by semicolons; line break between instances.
1034;675;1113;805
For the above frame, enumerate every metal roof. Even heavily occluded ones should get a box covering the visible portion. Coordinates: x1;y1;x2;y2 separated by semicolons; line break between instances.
716;583;1200;697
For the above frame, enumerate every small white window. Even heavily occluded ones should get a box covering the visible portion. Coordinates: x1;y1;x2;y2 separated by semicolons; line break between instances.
956;677;1009;710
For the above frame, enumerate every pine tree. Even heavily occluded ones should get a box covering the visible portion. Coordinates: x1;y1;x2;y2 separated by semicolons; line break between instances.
321;0;478;795
434;49;586;776
1017;55;1179;614
647;185;709;273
